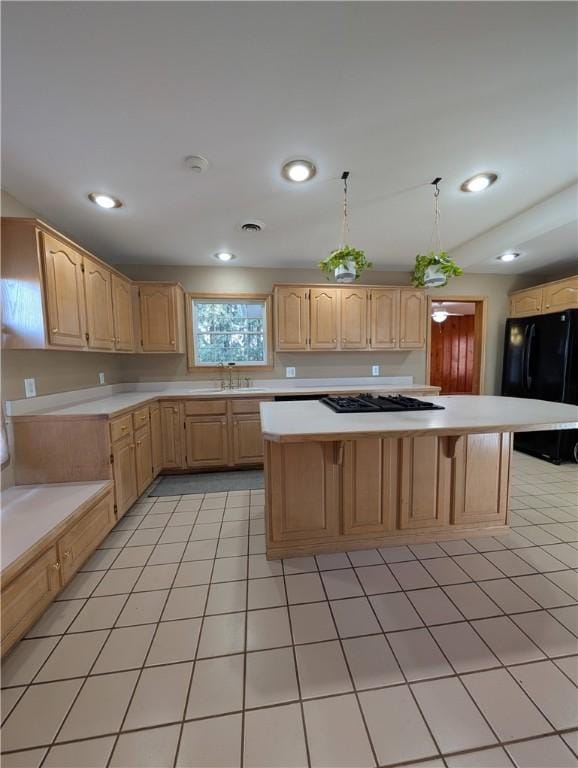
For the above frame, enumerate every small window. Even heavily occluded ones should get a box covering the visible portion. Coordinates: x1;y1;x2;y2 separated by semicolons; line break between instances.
189;294;271;368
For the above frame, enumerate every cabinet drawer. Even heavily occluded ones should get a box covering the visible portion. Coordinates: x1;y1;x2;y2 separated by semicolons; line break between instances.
231;398;272;414
132;405;150;430
1;545;61;655
184;399;227;416
110;414;133;443
58;492;115;584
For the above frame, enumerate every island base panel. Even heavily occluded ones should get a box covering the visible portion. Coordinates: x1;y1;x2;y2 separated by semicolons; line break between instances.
264;432;511;559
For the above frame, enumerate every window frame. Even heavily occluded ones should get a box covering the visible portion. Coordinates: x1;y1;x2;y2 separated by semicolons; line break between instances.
186;292;273;371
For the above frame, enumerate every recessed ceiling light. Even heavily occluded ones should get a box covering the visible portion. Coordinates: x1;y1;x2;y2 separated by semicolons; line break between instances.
88;192;123;209
213;252;237;262
281;159;317;182
497;251;521;262
460;172;498;193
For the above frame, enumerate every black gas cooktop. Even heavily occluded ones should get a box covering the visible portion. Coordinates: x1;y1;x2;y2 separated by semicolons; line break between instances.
320;394;445;414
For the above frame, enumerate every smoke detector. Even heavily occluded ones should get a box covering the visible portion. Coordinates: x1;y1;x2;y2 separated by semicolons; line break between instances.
184;155;210;174
240;220;265;233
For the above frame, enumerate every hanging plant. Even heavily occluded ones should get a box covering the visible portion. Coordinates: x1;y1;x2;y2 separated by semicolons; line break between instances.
319;172;372;283
411;178;463;288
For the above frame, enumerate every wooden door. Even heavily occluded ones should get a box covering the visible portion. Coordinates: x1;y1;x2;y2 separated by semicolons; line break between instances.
399;290;426;349
1;545;61;656
509;288;543;318
232;415;264;465
340;288;368;349
140;285;177;351
452;433;510;525
543;277;578;313
398;436;451;529
112;435;138;517
112;274;135;351
40;232;86;347
342;438;398;535
150;405;162;477
135;426;153;495
160;402;184;469
266;441;339;543
58;493;115;585
185;416;229;468
275;286;310;350
430;315;475;394
370;289;400;349
84;257;115;350
310;288;339;350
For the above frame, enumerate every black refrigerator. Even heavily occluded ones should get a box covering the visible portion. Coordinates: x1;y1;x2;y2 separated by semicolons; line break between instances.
501;308;578;463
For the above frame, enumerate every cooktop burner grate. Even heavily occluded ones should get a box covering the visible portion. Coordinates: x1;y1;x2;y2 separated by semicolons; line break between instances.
320;394;445;414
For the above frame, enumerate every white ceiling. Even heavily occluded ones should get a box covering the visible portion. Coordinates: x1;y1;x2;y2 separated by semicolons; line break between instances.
2;2;577;274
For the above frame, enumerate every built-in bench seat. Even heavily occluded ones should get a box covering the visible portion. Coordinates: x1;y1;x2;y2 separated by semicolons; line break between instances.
1;480;114;656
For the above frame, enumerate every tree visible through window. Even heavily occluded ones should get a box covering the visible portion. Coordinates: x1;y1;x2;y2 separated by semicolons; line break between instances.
191;297;268;366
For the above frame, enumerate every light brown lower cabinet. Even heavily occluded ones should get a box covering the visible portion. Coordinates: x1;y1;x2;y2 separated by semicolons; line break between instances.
160;402;184;469
58;493;116;585
185;416;229;467
265;432;510;558
150;404;163;477
112;434;138;517
232;415;264;465
135;425;153;495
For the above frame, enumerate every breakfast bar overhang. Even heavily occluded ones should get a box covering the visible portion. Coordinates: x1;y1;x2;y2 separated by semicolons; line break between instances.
260;396;578;559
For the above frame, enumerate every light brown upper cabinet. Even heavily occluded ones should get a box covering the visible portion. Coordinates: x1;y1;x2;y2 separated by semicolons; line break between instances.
111;274;135;352
138;283;185;353
275;286;310;350
310;288;339;350
340;288;367;349
41;232;87;348
83;256;115;350
399;289;426;349
509;276;578;318
369;289;399;349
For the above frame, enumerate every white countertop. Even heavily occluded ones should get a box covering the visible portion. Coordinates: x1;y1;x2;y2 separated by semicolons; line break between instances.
1;481;112;573
11;383;438;418
259;396;578;442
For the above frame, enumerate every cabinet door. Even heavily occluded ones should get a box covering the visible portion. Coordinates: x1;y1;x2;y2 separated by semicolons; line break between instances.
160;402;184;469
1;545;61;655
112;274;135;351
340;288;368;349
398;436;451;529
150;405;162;477
510;288;543;318
275;286;310;350
58;493;115;585
84;257;115;350
370;289;399;349
185;416;229;468
40;232;86;347
135;426;153;495
267;441;339;543
342;438;398;535
140;285;177;351
399;290;426;349
310;288;339;350
452;433;510;525
543;277;578;313
113;435;138;517
232;414;264;465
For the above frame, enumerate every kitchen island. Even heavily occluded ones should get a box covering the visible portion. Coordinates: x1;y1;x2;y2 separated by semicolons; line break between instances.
260;396;578;559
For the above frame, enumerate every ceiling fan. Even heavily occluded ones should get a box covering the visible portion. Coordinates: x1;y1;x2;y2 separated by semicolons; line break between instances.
431;302;465;323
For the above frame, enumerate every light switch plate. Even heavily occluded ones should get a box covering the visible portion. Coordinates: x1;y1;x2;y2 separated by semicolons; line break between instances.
372;365;380;376
24;378;36;398
98;372;105;385
285;366;296;378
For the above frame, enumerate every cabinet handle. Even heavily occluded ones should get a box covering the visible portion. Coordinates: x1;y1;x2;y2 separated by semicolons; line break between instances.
332;338;336;343
52;327;58;333
52;561;61;571
173;408;178;413
171;339;175;345
136;440;142;447
121;425;128;431
140;415;147;421
63;550;72;559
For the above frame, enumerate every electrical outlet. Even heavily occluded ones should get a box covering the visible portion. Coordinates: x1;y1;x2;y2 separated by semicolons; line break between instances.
24;378;36;398
98;372;105;385
285;366;296;378
372;365;380;377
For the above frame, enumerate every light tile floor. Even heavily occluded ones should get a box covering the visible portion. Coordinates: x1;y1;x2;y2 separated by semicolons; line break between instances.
1;452;577;768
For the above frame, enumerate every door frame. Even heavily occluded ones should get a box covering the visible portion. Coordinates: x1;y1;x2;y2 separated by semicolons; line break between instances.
426;295;488;395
